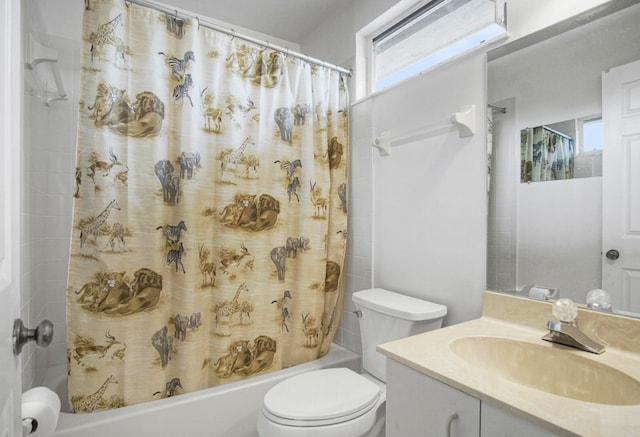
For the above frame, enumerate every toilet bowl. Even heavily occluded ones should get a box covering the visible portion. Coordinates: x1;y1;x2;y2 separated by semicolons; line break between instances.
257;368;385;437
257;288;447;437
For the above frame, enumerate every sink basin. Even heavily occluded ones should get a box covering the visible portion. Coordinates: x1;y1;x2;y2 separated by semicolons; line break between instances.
450;336;640;405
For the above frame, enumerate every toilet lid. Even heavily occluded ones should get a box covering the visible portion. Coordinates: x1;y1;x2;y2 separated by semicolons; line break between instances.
262;368;382;427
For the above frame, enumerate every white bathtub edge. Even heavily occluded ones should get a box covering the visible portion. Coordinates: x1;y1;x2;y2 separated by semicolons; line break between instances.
47;344;360;437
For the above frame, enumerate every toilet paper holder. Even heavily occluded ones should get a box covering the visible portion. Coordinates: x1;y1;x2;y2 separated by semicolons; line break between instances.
23;416;39;436
21;386;61;437
13;319;54;356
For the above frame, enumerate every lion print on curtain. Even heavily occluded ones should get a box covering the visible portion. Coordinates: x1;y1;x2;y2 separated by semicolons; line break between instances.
67;0;349;413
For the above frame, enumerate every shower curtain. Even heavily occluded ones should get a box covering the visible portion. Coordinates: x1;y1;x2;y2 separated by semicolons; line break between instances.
521;126;574;183
67;0;348;413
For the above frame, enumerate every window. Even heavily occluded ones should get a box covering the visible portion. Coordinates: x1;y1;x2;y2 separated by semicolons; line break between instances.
371;0;506;92
582;117;603;152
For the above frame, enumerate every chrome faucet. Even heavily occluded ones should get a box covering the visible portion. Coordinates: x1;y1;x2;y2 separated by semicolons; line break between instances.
541;298;605;354
542;320;605;354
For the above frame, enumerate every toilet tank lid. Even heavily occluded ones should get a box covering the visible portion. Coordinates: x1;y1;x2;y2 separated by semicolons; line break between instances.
352;288;447;321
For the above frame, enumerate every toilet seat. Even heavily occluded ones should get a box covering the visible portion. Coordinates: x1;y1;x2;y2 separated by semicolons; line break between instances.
262;368;382;427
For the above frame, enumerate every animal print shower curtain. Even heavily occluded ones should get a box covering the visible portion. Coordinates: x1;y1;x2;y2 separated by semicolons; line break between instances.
521;126;574;183
67;0;348;413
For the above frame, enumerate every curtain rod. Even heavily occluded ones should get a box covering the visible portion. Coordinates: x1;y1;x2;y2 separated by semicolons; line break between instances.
525;125;573;141
487;104;506;114
543;125;573;141
123;0;352;77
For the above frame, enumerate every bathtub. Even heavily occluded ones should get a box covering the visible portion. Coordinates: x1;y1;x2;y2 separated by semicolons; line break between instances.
44;344;359;437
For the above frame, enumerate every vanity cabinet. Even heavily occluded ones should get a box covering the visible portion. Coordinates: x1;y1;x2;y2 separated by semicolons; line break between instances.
386;359;562;437
386;359;480;436
480;401;561;437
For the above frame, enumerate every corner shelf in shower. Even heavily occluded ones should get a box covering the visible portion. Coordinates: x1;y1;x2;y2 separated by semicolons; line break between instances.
25;32;67;105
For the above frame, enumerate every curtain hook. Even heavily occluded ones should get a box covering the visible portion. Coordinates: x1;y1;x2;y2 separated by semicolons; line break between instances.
174;10;178;19
195;16;200;31
284;47;289;58
230;29;235;41
124;0;131;7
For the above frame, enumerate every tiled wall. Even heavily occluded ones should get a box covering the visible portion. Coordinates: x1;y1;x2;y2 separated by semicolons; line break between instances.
21;27;80;389
486;99;517;292
20;84;49;385
334;99;374;358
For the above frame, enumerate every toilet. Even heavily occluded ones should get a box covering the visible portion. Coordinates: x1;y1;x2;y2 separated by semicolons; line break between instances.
257;288;447;437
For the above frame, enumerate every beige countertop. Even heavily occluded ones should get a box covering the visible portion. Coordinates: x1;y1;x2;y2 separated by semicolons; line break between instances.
377;291;640;437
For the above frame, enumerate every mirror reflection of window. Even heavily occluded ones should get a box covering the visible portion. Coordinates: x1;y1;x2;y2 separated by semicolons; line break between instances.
575;116;603;178
583;118;603;152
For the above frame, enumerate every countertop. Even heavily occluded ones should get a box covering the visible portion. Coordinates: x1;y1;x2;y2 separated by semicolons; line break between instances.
377;291;640;437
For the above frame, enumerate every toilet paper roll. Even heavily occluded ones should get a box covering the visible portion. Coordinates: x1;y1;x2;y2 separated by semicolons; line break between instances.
22;387;61;437
528;286;551;301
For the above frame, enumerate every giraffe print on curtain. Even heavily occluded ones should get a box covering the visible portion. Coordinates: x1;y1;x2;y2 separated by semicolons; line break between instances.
67;0;349;412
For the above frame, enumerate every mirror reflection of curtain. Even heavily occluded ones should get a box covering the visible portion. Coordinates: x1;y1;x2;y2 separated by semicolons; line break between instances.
66;0;349;412
521;127;574;182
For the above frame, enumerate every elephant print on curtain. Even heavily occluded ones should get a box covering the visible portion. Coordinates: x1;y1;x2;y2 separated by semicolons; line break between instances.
67;0;349;412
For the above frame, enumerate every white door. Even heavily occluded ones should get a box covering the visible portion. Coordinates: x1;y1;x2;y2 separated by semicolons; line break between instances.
0;0;23;435
602;59;640;313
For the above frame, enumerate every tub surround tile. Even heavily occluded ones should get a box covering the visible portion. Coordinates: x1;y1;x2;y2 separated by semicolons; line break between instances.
378;291;640;437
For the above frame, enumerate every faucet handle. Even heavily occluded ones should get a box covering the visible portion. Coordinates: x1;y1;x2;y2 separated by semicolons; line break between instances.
586;289;612;311
552;298;578;323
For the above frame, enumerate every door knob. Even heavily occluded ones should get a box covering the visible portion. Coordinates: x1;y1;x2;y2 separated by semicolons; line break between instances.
12;319;54;356
605;249;620;260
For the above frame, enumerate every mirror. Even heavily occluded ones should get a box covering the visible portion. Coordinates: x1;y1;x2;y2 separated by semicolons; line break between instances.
486;2;640;316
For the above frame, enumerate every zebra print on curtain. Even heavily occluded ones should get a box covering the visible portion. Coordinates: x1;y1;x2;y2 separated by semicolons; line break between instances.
520;126;574;183
67;0;349;412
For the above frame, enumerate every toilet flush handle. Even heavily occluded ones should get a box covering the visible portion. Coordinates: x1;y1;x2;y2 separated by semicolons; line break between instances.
353;310;362;318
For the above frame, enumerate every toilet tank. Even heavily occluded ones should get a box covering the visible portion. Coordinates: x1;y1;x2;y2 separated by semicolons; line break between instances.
352;288;447;382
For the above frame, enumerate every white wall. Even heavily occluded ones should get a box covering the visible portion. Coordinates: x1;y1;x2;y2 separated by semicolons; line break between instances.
338;54;488;345
487;3;640;302
370;53;487;325
505;0;612;42
517;179;602;297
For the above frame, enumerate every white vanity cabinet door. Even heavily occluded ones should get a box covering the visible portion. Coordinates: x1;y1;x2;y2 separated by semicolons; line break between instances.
480;401;562;437
386;359;481;437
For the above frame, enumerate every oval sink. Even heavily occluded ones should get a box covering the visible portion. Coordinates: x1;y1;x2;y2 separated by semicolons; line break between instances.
450;336;640;405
